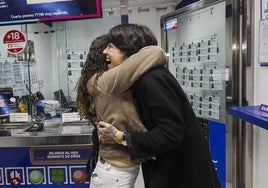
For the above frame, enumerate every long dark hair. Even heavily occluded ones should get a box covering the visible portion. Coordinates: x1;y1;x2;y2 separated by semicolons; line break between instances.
76;34;109;124
108;23;158;57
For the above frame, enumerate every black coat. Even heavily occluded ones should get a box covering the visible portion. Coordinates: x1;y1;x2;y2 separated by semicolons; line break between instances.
127;65;220;188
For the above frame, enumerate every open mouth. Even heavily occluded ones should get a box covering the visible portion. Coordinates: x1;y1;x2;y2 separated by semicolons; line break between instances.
106;58;111;67
106;57;111;62
106;57;111;65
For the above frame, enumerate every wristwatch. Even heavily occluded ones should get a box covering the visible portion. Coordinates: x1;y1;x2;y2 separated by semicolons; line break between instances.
122;131;127;146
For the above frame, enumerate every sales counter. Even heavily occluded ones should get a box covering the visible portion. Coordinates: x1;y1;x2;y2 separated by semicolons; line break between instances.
229;105;268;130
0;119;94;187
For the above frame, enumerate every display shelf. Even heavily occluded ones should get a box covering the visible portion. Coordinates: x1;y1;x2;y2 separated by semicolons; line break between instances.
229;105;268;130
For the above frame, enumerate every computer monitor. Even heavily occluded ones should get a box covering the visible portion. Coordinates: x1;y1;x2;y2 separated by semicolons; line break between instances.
54;89;77;111
54;89;68;108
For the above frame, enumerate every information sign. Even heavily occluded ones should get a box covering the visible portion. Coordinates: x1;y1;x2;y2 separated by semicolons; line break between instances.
3;30;26;54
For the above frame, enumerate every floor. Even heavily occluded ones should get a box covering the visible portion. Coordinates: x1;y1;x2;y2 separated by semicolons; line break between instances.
134;169;232;188
226;182;231;188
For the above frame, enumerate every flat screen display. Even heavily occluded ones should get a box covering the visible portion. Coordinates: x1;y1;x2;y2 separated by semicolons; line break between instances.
0;0;102;26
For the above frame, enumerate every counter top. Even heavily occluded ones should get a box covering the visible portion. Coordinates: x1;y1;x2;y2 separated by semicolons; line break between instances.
229;105;268;130
0;119;94;147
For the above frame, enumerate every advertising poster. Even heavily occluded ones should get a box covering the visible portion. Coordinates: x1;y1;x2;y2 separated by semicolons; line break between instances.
0;145;92;187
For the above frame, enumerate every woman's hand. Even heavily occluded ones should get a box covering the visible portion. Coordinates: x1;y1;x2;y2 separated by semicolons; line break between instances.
97;121;124;144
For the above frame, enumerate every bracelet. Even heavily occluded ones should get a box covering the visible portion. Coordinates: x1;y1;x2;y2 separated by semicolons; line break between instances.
122;131;127;146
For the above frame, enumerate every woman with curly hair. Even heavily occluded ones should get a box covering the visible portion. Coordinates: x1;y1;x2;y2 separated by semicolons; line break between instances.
76;35;109;181
76;34;109;125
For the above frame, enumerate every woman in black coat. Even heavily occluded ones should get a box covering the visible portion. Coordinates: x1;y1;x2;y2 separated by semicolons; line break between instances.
98;65;220;188
131;65;220;188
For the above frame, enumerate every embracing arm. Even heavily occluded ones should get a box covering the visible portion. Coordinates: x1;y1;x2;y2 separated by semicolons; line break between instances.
98;67;188;158
126;67;187;158
97;46;166;95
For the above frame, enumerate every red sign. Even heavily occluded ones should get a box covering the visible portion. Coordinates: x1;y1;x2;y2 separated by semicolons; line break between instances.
3;30;26;54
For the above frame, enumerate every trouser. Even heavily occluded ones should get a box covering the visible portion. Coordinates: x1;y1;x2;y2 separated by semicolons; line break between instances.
90;159;139;188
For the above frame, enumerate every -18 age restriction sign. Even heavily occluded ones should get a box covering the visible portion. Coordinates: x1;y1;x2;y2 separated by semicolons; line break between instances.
3;30;26;54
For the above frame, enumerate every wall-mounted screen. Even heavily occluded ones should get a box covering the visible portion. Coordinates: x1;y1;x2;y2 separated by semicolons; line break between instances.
0;0;102;26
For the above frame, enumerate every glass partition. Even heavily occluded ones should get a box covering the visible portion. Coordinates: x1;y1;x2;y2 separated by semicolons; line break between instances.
0;3;122;123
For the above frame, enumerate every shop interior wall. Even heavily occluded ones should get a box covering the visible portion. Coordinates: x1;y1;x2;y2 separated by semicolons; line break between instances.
0;3;175;101
253;0;268;188
0;24;54;99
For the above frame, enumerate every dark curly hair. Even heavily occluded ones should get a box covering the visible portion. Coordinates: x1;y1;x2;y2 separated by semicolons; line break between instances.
76;34;109;125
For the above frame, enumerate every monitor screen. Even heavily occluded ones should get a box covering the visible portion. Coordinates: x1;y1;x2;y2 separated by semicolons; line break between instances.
0;88;13;117
0;0;102;26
